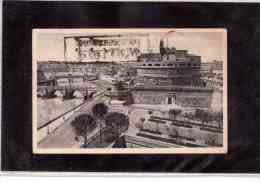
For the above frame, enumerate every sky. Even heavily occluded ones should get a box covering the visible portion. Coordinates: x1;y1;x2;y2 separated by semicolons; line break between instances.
34;30;226;63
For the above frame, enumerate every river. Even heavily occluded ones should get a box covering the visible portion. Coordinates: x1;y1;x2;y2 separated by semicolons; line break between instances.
37;97;83;127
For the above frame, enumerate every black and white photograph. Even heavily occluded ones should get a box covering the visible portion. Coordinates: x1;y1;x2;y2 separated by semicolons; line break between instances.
33;29;227;154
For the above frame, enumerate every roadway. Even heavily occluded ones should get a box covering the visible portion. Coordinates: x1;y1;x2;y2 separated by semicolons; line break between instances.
38;95;109;148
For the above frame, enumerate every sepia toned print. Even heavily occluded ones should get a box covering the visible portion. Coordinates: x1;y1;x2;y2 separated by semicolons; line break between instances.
33;28;227;154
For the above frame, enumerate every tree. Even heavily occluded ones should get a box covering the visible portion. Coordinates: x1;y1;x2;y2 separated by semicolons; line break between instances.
92;103;109;143
195;109;211;128
165;126;180;144
205;133;218;146
105;112;129;142
71;114;96;147
115;81;125;91
147;110;160;132
169;109;182;121
215;111;223;129
202;111;209;128
195;108;203;119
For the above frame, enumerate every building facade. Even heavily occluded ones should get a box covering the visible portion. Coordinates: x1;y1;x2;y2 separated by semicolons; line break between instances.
131;86;213;108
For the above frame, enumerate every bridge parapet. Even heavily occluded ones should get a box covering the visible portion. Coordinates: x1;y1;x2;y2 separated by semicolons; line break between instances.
38;85;97;91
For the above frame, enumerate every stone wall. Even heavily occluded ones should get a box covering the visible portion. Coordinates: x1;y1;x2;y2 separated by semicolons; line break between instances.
131;87;213;108
135;77;205;87
137;67;200;78
211;90;223;112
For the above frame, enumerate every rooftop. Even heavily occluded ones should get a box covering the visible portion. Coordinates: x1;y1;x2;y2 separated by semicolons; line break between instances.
138;53;161;60
132;85;213;92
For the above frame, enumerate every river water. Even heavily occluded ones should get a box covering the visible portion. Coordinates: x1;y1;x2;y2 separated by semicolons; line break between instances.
37;97;83;127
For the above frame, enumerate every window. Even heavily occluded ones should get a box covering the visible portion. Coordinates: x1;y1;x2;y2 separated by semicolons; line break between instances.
143;64;146;66
168;97;172;104
167;64;173;66
148;64;152;66
155;64;160;66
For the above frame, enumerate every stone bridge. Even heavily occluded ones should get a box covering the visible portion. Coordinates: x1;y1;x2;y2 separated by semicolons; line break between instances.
37;85;98;98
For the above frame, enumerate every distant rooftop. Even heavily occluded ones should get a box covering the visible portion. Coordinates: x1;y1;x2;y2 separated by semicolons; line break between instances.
138;53;161;59
38;60;119;64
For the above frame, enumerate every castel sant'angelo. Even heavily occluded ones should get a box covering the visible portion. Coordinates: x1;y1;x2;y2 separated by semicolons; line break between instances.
132;36;221;110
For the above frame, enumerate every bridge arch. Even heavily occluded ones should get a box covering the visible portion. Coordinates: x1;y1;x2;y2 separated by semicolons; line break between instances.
54;90;64;97
73;90;84;98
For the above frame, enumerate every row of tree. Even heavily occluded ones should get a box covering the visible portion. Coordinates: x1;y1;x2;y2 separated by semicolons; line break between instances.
135;109;182;134
185;109;223;129
135;108;223;136
71;103;129;147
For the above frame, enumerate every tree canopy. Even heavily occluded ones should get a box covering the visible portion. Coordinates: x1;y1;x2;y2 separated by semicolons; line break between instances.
169;108;182;115
195;109;223;123
115;81;125;90
92;103;108;119
105;112;129;133
169;108;182;120
71;114;96;138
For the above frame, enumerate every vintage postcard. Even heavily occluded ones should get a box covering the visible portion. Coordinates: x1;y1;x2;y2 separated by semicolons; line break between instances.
32;28;227;154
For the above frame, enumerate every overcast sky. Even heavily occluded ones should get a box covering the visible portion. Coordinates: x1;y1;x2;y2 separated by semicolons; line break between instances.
34;30;225;63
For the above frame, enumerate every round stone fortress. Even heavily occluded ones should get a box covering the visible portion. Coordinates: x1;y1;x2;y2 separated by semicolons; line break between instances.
136;41;201;80
131;41;220;111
